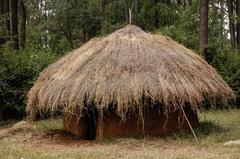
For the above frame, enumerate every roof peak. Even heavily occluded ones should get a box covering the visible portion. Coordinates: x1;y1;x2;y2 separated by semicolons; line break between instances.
113;25;145;36
123;24;142;30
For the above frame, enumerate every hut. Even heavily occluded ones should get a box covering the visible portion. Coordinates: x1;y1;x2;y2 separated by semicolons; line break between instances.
27;25;234;140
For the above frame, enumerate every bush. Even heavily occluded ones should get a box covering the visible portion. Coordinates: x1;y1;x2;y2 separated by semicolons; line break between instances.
212;50;240;107
0;45;58;120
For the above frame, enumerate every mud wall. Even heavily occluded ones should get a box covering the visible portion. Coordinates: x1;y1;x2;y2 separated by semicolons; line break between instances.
102;106;199;137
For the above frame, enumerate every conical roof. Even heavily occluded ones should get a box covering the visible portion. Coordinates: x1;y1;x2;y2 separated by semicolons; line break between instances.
27;25;234;118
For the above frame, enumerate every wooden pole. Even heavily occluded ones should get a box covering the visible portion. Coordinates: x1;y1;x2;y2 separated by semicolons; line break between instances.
129;8;132;24
179;106;198;143
97;110;104;142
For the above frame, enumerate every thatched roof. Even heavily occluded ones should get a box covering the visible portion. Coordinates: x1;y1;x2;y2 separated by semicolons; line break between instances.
27;25;234;119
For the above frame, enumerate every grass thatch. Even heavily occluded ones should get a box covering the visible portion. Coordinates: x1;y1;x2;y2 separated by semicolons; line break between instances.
26;25;234;119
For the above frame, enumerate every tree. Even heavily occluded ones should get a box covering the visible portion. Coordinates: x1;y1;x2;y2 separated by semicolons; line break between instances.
0;0;10;46
101;0;107;34
59;16;74;49
82;0;89;42
10;0;19;50
0;0;4;46
154;0;160;28
0;0;3;14
20;0;26;49
199;0;209;54
237;0;240;51
228;0;236;48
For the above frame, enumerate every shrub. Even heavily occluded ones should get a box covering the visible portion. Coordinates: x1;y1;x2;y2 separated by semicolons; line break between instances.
0;45;58;120
212;50;240;107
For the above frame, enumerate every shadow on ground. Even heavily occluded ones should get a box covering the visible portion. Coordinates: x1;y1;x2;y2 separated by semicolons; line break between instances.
171;120;229;140
196;120;228;135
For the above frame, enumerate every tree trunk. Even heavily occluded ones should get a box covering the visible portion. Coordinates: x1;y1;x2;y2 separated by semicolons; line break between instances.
154;0;159;28
0;0;3;14
177;0;182;5
20;0;26;49
4;0;10;32
134;0;138;25
220;1;224;50
0;0;10;45
0;105;3;122
199;0;209;54
0;0;4;46
101;0;107;34
10;0;18;50
66;18;73;49
228;0;236;49
236;0;240;51
83;0;88;42
83;28;88;43
59;19;73;49
188;0;192;6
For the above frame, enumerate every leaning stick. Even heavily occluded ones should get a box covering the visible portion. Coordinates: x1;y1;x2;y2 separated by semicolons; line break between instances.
179;106;198;143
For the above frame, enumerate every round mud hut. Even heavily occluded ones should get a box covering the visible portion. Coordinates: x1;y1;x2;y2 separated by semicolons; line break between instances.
27;25;234;140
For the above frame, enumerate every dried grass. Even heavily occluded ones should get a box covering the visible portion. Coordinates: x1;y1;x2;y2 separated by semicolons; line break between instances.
26;25;234;119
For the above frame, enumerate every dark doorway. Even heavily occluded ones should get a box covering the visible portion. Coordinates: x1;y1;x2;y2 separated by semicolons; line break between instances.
85;108;98;140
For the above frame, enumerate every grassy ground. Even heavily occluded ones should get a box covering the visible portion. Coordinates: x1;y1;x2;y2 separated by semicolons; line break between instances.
0;110;240;159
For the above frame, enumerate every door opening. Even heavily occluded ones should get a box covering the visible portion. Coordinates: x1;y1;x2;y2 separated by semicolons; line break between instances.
85;108;98;140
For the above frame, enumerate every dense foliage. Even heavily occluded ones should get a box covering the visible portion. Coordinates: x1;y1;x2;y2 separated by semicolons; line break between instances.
0;46;57;120
0;0;239;120
213;51;240;107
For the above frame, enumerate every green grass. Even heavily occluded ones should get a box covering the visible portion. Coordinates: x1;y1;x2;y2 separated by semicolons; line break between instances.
171;110;240;144
35;117;63;132
0;110;240;159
